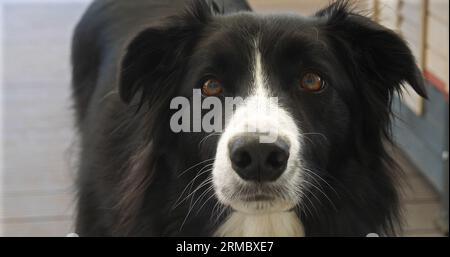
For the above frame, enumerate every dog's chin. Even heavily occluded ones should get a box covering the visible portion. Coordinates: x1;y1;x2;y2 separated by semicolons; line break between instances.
213;169;302;215
228;200;297;215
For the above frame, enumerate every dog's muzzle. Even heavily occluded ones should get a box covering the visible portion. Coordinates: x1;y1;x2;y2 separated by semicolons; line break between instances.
212;91;303;214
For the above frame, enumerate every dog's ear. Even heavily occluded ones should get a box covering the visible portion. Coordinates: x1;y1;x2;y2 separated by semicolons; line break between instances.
119;0;214;105
316;1;427;98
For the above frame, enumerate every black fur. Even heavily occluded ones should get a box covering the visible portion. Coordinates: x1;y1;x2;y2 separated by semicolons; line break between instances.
72;0;426;236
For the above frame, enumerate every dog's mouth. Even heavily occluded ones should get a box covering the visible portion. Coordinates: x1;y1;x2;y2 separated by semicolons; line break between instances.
240;194;274;202
217;183;299;214
228;198;297;215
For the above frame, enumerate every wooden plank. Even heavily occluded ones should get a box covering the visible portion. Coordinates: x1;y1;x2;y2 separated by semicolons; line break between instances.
401;174;440;203
428;0;449;23
426;48;450;90
378;4;400;31
403;229;444;236
1;192;75;220
399;0;424;27
378;0;400;21
2;3;86;46
0;219;73;237
403;202;441;231
2;3;86;85
2;2;78;194
427;14;450;59
3;43;71;84
400;21;423;50
2;82;77;192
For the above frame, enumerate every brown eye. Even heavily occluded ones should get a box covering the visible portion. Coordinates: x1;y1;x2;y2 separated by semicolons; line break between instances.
202;79;224;96
300;73;325;92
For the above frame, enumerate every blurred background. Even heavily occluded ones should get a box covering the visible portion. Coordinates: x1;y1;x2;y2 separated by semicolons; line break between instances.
0;0;448;236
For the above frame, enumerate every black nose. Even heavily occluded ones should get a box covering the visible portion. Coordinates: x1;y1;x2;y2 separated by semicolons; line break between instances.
229;135;290;182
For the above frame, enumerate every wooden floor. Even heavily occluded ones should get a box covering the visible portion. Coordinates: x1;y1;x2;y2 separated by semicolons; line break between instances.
0;1;445;237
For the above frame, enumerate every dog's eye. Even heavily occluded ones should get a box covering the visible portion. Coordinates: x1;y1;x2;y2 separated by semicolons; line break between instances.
202;79;224;96
300;73;325;92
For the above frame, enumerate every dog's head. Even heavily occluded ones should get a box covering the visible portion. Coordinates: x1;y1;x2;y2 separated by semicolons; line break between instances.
118;0;426;231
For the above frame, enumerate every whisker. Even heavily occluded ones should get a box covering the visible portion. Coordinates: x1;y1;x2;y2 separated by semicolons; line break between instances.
301;132;329;143
173;175;213;210
179;179;213;232
172;166;213;210
189;182;214;210
178;158;215;178
299;134;315;146
300;185;321;218
198;132;222;150
187;165;214;207
297;192;313;219
196;188;217;215
303;167;340;199
302;164;351;200
191;185;215;215
211;200;228;225
214;205;230;225
302;179;338;212
304;170;328;195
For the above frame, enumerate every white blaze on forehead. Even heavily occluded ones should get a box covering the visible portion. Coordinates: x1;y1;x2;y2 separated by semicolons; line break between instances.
232;42;279;143
253;47;267;96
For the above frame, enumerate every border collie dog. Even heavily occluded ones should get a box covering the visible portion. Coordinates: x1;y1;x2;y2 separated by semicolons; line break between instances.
72;0;427;236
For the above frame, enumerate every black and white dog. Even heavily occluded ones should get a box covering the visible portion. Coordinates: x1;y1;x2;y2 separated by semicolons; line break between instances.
72;0;426;236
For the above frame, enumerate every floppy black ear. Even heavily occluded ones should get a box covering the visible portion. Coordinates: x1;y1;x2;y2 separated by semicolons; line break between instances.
119;0;214;105
316;1;427;98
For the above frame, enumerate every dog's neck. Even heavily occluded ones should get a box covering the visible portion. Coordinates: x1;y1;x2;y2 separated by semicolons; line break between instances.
214;211;305;237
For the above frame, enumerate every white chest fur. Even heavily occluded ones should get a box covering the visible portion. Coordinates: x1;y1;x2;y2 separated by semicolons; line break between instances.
214;211;305;237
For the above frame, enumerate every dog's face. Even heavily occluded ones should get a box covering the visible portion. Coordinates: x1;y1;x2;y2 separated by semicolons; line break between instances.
182;15;356;214
119;2;426;220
